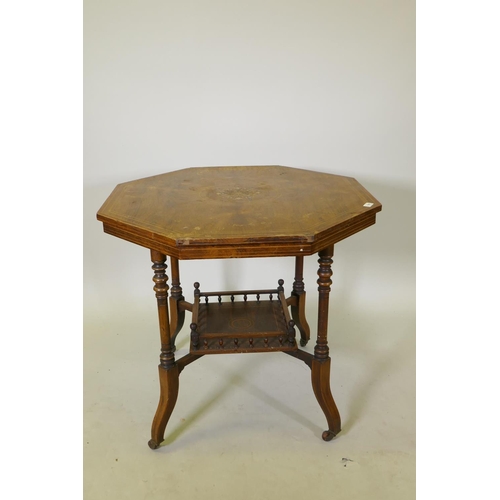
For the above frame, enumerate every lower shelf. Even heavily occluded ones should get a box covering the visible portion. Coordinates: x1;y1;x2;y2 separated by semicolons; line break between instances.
190;284;297;354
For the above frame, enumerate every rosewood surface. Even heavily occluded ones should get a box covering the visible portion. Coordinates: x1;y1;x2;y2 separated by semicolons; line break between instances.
97;165;381;259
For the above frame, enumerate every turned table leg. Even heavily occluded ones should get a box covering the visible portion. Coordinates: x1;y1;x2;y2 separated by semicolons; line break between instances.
291;255;311;347
311;245;341;441
169;256;185;350
148;250;179;450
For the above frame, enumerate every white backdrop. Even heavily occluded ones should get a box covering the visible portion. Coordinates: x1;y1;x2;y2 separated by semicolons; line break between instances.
84;1;415;498
84;0;414;309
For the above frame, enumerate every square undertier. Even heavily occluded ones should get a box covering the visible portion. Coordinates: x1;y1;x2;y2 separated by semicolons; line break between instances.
190;299;297;354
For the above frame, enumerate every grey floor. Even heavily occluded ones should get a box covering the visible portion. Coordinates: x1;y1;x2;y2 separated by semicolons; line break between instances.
84;294;415;499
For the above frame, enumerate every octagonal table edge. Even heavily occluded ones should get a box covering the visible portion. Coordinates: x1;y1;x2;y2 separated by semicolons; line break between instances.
96;203;381;260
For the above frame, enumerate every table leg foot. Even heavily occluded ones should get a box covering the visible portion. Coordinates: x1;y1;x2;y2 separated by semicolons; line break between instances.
149;364;179;449
312;357;341;441
148;439;160;450
322;430;338;441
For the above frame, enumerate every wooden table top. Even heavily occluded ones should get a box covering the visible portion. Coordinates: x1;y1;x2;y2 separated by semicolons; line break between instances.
97;165;381;259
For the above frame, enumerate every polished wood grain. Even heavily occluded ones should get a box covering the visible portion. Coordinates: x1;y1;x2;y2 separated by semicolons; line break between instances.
97;166;381;259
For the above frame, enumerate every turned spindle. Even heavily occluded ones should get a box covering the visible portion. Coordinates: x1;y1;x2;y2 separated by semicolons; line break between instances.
151;251;174;369
315;246;333;360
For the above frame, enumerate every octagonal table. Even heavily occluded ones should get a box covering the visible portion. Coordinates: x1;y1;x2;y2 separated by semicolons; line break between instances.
96;165;382;449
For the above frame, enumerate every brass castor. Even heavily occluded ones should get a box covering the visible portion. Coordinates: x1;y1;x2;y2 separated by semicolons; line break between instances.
300;339;308;347
322;430;338;441
148;439;160;450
